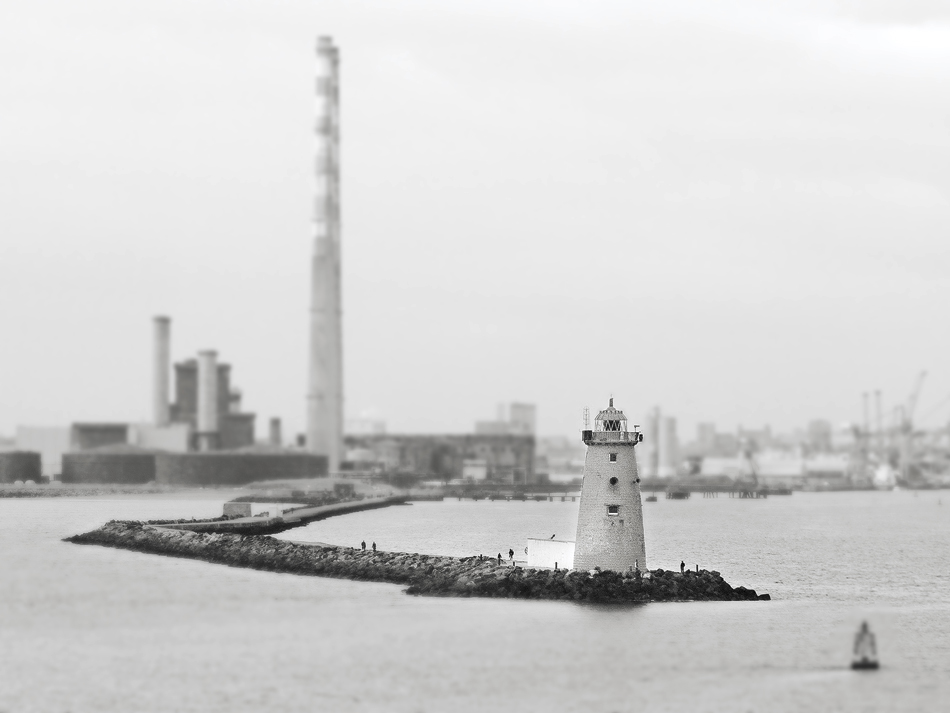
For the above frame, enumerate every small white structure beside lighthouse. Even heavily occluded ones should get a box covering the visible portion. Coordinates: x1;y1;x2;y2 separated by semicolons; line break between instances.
573;399;647;572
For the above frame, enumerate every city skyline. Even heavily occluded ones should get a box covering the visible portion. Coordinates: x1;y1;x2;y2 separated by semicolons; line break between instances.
2;1;950;441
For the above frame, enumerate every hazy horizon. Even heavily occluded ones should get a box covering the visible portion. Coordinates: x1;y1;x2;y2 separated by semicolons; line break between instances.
2;0;949;442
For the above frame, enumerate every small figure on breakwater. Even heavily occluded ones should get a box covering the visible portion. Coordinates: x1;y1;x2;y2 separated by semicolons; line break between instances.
680;561;685;574
497;553;502;565
372;541;377;553
509;548;514;562
852;621;879;670
361;540;366;551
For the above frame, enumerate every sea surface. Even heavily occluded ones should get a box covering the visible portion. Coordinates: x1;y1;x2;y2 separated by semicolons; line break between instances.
2;490;948;712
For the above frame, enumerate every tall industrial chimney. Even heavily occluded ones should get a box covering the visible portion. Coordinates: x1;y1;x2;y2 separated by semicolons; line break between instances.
197;350;219;451
307;36;343;473
153;316;171;426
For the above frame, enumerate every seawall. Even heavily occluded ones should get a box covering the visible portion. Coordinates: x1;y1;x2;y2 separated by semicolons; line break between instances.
65;521;770;604
159;497;408;536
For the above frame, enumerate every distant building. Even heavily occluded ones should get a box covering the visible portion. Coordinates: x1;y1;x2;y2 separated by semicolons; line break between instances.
658;416;680;477
686;422;741;458
15;427;70;477
462;458;489;481
169;359;255;450
641;407;661;477
698;456;747;479
535;435;586;475
344;433;535;483
738;425;773;451
509;403;536;435
475;403;536;436
805;453;849;489
696;422;716;451
756;454;806;488
71;423;129;451
128;423;190;452
807;419;833;454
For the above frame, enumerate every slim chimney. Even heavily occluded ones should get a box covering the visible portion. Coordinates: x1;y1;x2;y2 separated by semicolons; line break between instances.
307;36;343;473
153;316;171;426
269;417;283;447
197;350;219;451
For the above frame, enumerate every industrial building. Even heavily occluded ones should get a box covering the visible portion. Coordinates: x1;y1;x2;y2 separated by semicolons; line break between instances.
344;433;535;483
0;452;42;483
152;316;256;452
475;403;537;436
167;357;256;450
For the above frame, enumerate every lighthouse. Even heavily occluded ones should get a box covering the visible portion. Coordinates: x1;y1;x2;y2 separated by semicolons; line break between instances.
573;398;647;573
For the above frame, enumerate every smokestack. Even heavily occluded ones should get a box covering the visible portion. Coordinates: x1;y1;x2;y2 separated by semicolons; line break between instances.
307;36;343;473
197;350;219;451
152;316;171;426
269;418;283;447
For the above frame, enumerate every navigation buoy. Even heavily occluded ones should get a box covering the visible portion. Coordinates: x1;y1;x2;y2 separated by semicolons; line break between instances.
851;621;879;670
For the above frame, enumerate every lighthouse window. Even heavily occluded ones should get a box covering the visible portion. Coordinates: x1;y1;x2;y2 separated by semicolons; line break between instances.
607;505;620;516
609;453;617;463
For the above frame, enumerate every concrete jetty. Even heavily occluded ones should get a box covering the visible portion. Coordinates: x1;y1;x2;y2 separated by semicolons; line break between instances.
156;496;408;536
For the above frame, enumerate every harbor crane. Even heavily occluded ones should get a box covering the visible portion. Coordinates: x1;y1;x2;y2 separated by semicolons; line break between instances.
899;371;927;483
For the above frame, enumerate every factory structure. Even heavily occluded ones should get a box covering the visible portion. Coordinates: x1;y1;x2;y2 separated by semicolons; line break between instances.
2;36;535;486
7;315;326;485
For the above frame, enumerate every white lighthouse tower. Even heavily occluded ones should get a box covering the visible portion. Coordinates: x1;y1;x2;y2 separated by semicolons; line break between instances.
573;398;647;572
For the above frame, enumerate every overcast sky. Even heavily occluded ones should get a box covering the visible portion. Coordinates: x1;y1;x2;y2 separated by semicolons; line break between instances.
2;0;949;441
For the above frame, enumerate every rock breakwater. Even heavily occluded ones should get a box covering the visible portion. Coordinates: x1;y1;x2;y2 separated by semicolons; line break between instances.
65;521;769;604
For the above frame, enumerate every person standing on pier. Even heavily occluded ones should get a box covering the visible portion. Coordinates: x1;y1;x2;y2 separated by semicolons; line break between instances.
372;542;376;553
680;561;685;574
361;540;366;551
509;548;514;562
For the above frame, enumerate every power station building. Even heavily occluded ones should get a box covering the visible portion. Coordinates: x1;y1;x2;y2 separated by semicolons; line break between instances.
152;316;256;452
167;357;255;450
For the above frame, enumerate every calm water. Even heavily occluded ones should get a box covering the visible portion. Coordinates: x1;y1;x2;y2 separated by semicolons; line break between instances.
2;490;948;712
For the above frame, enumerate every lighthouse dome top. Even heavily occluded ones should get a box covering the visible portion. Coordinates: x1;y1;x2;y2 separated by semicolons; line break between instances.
594;398;627;432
